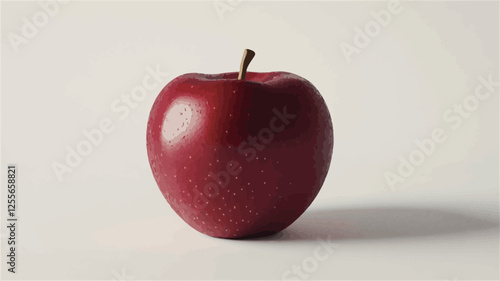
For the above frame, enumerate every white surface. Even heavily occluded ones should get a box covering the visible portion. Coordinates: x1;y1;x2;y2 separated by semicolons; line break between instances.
1;1;498;280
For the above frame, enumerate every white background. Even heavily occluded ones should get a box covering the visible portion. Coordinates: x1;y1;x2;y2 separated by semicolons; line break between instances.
1;1;498;280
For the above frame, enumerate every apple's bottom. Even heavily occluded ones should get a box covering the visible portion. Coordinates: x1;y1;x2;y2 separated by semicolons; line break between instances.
214;230;282;240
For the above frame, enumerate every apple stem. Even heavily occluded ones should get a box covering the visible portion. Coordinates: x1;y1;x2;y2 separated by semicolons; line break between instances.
238;49;255;80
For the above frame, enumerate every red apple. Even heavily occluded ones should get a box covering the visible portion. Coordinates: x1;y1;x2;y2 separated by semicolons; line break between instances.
147;50;333;238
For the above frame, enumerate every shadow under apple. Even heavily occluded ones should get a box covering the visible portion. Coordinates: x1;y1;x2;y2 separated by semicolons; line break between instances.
246;206;498;241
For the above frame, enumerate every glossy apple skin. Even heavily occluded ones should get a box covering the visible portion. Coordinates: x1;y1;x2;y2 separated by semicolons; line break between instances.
147;71;333;238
